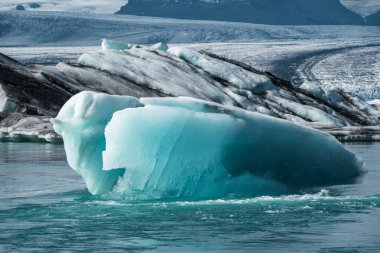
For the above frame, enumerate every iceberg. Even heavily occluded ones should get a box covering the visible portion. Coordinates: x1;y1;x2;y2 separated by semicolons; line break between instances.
101;39;169;52
101;39;134;51
52;92;141;194
52;91;365;197
147;42;169;52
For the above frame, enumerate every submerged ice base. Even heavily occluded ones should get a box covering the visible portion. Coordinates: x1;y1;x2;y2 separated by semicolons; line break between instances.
53;91;365;197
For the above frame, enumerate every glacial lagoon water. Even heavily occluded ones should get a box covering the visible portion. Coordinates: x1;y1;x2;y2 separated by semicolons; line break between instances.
0;142;379;252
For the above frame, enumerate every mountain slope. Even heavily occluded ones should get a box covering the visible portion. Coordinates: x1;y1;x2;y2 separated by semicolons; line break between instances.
341;0;380;17
365;11;380;25
0;0;126;14
116;0;370;25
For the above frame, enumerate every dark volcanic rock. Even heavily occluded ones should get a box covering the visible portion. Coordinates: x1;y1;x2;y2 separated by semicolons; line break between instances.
15;4;25;11
0;52;164;142
0;53;164;117
0;54;72;117
29;3;41;9
366;11;380;26
117;0;368;25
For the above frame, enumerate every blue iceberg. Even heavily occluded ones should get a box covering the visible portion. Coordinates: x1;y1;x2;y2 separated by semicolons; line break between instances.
52;91;365;198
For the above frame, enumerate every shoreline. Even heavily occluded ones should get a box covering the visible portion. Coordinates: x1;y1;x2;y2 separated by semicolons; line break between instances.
0;120;379;144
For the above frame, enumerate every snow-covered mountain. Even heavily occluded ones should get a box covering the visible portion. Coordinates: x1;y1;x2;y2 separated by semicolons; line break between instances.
0;0;127;14
341;0;380;17
2;1;378;25
116;0;378;25
2;0;379;26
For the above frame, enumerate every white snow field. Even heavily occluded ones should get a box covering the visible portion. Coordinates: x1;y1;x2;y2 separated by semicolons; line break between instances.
294;45;380;100
187;42;380;100
52;91;365;197
1;11;379;47
0;0;126;14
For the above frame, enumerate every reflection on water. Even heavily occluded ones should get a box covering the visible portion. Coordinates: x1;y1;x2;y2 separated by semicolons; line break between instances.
0;142;67;162
0;142;379;252
0;143;85;210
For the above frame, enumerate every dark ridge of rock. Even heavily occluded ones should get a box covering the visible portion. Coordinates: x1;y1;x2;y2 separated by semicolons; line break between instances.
0;53;165;117
317;125;380;142
202;51;379;126
365;11;380;26
15;4;25;11
202;51;294;89
29;3;41;9
0;54;72;117
0;52;166;142
117;0;368;26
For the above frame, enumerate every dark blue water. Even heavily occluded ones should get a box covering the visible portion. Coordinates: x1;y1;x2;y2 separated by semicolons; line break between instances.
0;142;379;252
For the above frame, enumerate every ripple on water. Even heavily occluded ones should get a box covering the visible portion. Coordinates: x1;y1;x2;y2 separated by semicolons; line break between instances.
0;142;380;252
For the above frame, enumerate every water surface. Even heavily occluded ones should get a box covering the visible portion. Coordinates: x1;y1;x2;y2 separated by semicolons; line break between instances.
0;142;379;252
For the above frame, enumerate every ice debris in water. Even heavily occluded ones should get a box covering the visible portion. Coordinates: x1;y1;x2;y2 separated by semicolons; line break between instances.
52;91;365;197
101;39;134;51
148;42;169;52
101;39;168;52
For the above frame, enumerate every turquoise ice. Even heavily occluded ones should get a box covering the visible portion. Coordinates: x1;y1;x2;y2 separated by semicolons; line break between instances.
52;91;365;197
51;92;141;194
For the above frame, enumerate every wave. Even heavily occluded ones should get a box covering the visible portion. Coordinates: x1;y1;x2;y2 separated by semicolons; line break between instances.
83;190;380;213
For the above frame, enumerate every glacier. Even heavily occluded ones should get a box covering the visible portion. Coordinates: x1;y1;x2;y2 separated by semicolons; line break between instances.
52;91;365;197
1;39;380;142
77;42;380;128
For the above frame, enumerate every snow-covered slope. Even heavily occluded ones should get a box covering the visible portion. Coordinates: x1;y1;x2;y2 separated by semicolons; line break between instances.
0;0;126;14
116;0;375;25
1;0;378;21
341;0;380;16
